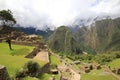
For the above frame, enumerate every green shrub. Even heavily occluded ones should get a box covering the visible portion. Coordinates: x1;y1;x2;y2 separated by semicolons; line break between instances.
15;69;26;79
23;61;40;77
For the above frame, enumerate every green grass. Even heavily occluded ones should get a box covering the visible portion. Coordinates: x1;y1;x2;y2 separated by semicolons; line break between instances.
0;43;34;55
65;57;73;63
50;54;61;65
22;76;39;80
0;43;46;77
81;69;117;80
108;59;120;69
39;73;60;80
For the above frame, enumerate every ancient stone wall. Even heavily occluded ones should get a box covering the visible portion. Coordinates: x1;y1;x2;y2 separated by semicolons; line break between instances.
25;46;41;58
0;65;10;80
12;40;38;46
39;63;50;73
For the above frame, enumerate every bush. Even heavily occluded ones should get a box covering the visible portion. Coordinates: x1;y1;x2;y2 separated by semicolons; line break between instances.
23;61;40;77
15;69;26;79
15;61;40;79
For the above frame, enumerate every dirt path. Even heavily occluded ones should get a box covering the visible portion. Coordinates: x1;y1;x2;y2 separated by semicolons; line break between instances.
51;52;81;80
70;68;80;80
58;61;80;80
34;50;49;63
106;67;120;80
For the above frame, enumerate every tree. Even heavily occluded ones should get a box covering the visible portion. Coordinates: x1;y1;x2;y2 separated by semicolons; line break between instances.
23;61;40;77
0;9;16;26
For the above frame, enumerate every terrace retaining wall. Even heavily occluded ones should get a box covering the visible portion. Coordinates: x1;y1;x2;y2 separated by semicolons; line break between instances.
0;65;10;80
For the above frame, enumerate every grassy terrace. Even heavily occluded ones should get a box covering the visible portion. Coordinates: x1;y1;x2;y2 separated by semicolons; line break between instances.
81;69;118;80
108;59;120;69
0;43;46;77
50;54;61;65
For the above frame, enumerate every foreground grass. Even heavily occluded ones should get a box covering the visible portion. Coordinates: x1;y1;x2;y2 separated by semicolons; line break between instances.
22;76;39;80
108;58;120;69
0;43;46;77
50;54;61;65
81;69;118;80
39;73;61;80
0;43;34;55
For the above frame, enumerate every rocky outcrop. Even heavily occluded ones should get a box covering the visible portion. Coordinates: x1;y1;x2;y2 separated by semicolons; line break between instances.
0;65;10;80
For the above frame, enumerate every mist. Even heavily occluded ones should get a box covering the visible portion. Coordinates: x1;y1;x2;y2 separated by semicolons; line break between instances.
0;0;120;29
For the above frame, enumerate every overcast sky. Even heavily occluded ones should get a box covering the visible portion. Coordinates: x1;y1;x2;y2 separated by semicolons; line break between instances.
0;0;120;29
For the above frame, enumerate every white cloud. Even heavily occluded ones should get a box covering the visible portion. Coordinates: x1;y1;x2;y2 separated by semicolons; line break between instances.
91;0;120;17
0;0;120;29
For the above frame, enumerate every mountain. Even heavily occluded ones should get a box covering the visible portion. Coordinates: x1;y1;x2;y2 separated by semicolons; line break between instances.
15;25;53;40
76;17;120;53
47;26;82;54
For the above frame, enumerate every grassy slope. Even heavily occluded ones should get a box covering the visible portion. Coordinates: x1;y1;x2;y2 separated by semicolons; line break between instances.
65;56;118;80
108;59;120;69
22;76;39;80
0;43;46;77
81;69;117;80
0;43;34;55
38;73;60;80
50;54;61;65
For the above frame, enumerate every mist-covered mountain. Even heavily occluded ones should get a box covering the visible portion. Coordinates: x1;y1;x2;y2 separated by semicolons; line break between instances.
76;17;120;53
47;26;82;54
47;17;120;54
15;25;53;39
9;16;120;54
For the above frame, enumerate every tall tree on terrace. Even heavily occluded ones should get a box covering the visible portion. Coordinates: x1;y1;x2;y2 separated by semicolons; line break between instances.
0;9;16;26
0;9;16;50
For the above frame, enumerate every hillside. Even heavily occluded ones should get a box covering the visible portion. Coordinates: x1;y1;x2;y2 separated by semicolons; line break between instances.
15;26;53;40
47;17;120;54
75;17;120;53
47;26;82;54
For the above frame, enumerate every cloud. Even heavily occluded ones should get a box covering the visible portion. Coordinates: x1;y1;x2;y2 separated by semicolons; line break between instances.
0;0;120;29
91;0;120;17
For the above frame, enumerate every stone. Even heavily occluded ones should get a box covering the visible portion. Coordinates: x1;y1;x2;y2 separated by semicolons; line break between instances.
116;68;120;74
51;69;59;74
0;65;10;80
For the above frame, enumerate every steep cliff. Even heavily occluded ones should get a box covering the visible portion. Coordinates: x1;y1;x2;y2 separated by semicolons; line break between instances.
47;26;82;54
76;17;120;53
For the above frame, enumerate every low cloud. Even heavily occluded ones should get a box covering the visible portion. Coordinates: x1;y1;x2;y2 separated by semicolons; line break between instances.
0;0;120;29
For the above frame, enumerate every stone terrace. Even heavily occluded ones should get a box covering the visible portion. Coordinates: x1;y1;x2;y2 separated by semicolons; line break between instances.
34;50;49;63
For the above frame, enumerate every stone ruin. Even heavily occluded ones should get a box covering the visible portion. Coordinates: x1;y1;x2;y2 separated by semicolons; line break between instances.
112;68;120;74
0;65;10;80
83;62;101;73
0;29;45;46
25;44;47;58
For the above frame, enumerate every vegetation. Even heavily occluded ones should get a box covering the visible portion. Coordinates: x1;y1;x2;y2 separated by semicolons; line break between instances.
47;26;82;54
0;9;16;26
49;54;61;69
0;43;45;77
81;69;117;80
50;55;61;65
39;73;61;80
108;58;120;69
0;42;34;55
65;51;120;65
15;61;40;79
75;18;120;53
